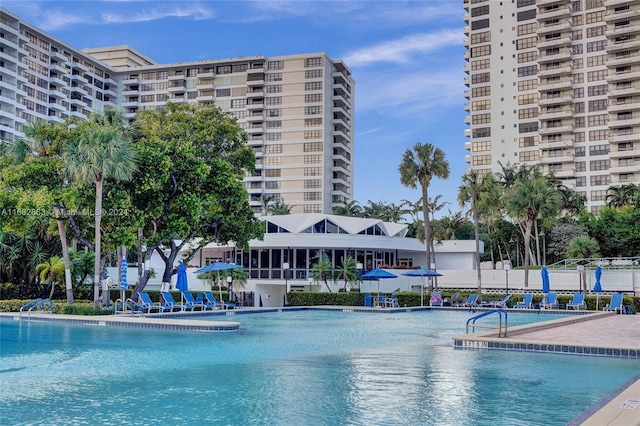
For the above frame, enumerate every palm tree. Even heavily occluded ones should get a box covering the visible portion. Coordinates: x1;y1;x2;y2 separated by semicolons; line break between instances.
505;173;561;287
567;235;600;260
606;184;637;208
332;199;362;217
341;256;359;291
311;259;334;293
36;256;65;299
268;199;292;215
259;194;274;216
399;142;450;271
458;171;498;299
64;126;137;308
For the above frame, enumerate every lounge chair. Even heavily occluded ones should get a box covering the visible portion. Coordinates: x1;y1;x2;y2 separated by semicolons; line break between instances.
138;292;167;313
430;291;443;307
204;291;234;309
603;293;624;313
161;291;186;311
514;293;533;309
183;291;206;311
453;294;478;307
481;294;511;308
541;292;559;309
566;293;586;310
385;292;399;308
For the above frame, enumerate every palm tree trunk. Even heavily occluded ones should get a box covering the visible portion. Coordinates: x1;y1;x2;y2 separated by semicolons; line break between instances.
94;178;103;309
422;186;432;290
474;209;482;299
55;206;74;304
523;220;533;287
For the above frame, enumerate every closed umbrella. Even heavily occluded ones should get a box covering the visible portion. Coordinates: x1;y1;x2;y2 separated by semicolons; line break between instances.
176;261;188;311
402;267;443;307
594;265;603;309
541;266;550;306
360;267;397;294
195;261;242;303
120;258;128;312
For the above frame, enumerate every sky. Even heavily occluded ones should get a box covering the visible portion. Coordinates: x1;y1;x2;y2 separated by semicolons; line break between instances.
5;0;469;217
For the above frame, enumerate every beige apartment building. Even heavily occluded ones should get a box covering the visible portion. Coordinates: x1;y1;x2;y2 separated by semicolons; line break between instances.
0;8;354;215
463;0;639;212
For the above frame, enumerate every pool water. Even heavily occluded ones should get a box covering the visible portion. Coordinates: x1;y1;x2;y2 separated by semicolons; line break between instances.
1;310;638;425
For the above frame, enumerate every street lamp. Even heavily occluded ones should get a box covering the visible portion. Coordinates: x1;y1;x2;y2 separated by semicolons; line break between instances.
577;265;585;295
308;277;313;292
504;263;511;295
283;262;290;294
356;263;363;293
226;275;233;302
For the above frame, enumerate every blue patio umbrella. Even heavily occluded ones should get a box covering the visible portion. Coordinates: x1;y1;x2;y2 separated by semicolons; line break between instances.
594;265;603;309
360;267;397;294
402;268;443;306
541;266;550;307
120;257;128;311
195;261;241;302
176;261;188;311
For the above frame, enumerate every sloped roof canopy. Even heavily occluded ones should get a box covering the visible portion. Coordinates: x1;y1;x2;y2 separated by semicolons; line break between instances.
262;213;407;237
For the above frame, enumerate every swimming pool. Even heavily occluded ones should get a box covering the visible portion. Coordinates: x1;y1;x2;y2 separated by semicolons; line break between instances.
1;310;638;425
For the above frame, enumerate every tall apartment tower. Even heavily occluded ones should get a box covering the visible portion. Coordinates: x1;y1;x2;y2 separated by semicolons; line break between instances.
0;8;355;215
463;0;639;213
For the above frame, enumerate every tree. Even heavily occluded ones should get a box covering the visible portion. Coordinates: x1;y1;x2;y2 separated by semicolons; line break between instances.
341;256;359;291
268;199;292;215
64;125;138;307
333;199;362;217
458;171;498;299
399;142;450;272
259;194;274;216
36;256;65;299
607;184;638;208
579;205;640;257
311;259;334;293
129;103;263;294
504;170;561;287
566;235;600;259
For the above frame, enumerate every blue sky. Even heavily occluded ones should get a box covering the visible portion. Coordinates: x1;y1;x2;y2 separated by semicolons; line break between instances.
6;0;468;217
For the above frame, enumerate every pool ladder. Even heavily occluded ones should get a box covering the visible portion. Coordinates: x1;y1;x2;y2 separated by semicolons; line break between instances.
19;298;54;317
466;308;508;338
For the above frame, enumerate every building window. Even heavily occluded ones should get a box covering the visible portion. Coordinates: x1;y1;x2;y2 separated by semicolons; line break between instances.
519;151;539;162
586;40;606;53
304;167;322;176
471;5;489;16
267;61;283;70
470;31;491;44
590;160;610;171
265;97;282;105
518;108;538;119
516;37;537;50
585;11;604;24
587;55;607;67
305;69;323;79
517;22;537;36
518;94;538;105
265;73;283;82
575;146;586;157
575;176;586;187
587;114;608;127
266;85;282;93
305;118;323;127
471;19;489;30
589;130;608;141
471;45;491;58
517;51;537;63
471;59;490;71
305;106;322;115
472;100;491;111
305;94;322;103
589;144;609;155
304;130;322;139
264;157;281;165
472;141;491;152
305;81;322;91
304;142;323;152
304;192;322;201
267;108;281;117
590;175;610;186
265;144;282;154
518;79;537;91
586;25;606;38
265;133;282;141
266;121;281;129
517;9;536;21
264;169;281;177
518;65;538;77
303;204;322;213
519;136;537;147
471;72;490;84
472;127;491;138
231;99;245;108
305;179;321;189
472;113;491;124
472;154;491;166
575;161;586;172
305;57;323;67
216;88;231;97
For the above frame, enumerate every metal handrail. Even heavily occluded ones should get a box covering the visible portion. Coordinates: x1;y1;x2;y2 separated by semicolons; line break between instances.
466;308;508;338
20;298;53;317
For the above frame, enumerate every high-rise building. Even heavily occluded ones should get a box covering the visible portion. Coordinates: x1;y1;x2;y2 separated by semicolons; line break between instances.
463;0;639;213
0;8;355;215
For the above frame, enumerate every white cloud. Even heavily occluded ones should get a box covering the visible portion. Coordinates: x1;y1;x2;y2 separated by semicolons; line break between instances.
344;30;462;67
102;4;215;24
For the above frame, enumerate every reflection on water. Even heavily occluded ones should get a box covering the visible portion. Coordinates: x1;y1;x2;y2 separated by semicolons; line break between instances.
1;311;638;426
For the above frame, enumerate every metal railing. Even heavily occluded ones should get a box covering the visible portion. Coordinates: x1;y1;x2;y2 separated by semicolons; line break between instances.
466;308;508;338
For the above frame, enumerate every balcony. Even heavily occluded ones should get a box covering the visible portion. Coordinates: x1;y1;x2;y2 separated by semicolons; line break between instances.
608;117;640;128
538;64;572;77
608;99;640;112
607;69;640;83
552;167;575;179
196;82;215;90
464;128;471;138
197;71;215;79
539;107;573;120
609;146;640;158
538;94;572;106
537;5;571;20
538;78;572;91
610;163;639;174
537;35;572;49
538;48;572;63
464;115;471;125
538;124;574;135
606;23;640;37
464;155;471;163
608;84;640;97
609;131;639;143
606;38;640;53
607;53;640;67
540;138;573;149
464;141;471;151
537;20;571;35
605;7;637;22
540;151;574;164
